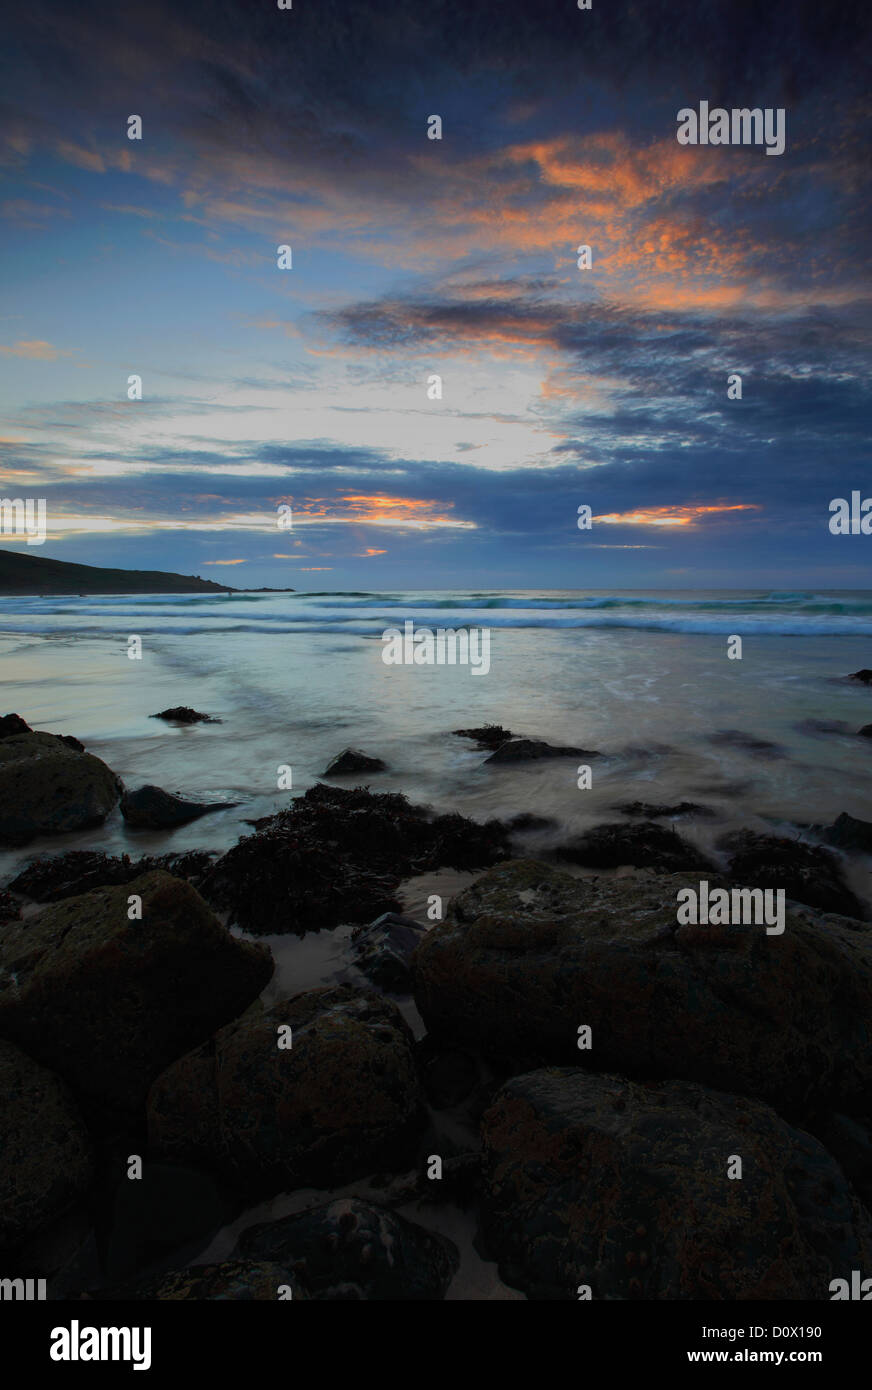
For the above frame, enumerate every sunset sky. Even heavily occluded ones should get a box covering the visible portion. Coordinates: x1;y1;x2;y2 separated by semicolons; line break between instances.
1;0;869;588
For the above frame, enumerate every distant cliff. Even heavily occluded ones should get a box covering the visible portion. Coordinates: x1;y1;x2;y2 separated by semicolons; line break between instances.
0;550;291;595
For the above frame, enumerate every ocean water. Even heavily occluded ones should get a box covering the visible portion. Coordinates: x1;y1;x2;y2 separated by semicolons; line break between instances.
1;588;871;902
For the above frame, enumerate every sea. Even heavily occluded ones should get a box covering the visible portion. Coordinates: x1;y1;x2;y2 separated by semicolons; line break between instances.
6;585;872;1298
1;588;871;905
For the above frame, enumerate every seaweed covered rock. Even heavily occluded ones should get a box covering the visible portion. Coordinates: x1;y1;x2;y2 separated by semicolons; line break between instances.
722;829;865;918
0;871;272;1110
480;1069;872;1300
235;1198;458;1300
452;724;513;749
412;859;872;1115
0;731;121;844
0;1040;93;1249
555;820;712;872
7;849;216;903
148;986;424;1197
201;783;508;935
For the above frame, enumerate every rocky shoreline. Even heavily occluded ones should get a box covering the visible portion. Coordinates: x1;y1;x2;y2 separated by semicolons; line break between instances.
1;701;871;1300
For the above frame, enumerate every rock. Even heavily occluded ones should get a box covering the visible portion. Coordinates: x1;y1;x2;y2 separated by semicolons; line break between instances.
825;813;872;854
234;1198;458;1300
859;725;872;738
723;830;865;918
351;912;426;993
708;729;785;758
148;986;424;1197
0;1040;93;1248
150;707;220;724
555;820;712;872
57;734;86;752
90;1260;301;1301
105;1163;236;1281
614;800;715;819
486;738;596;764
0;713;32;738
848;670;872;685
322;748;387;776
0;871;272;1111
412;859;872;1115
120;785;239;830
480;1069;872;1300
7;849;216;903
200;783;508;936
452;724;513;749
0;731;121;844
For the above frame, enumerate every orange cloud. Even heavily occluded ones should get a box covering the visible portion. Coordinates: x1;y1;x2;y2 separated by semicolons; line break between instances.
595;504;760;527
292;494;474;531
0;339;68;360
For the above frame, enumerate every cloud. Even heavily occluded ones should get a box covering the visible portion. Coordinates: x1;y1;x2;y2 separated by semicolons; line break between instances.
0;340;69;360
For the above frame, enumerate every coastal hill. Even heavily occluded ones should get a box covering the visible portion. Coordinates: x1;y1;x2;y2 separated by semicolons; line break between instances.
0;549;293;596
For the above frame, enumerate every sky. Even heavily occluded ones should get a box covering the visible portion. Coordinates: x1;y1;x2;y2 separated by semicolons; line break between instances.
0;0;870;590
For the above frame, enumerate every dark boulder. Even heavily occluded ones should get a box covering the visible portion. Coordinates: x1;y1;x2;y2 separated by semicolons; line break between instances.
0;713;32;738
351;911;426;993
148;986;424;1198
0;871;272;1111
859;725;872;738
120;785;238;829
0;1041;93;1249
486;738;596;764
412;859;872;1115
480;1069;872;1300
322;748;387;776
234;1198;458;1300
0;731;121;844
848;670;872;685
150;707;220;724
825;813;872;854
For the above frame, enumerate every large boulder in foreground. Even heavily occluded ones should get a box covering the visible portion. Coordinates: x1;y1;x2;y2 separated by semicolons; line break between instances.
481;1069;872;1301
412;859;872;1115
0;1040;93;1249
0;731;120;844
0;872;272;1110
148;986;424;1197
235;1198;459;1300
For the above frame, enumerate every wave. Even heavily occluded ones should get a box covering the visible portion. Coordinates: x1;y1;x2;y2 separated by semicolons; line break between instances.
2;590;871;640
